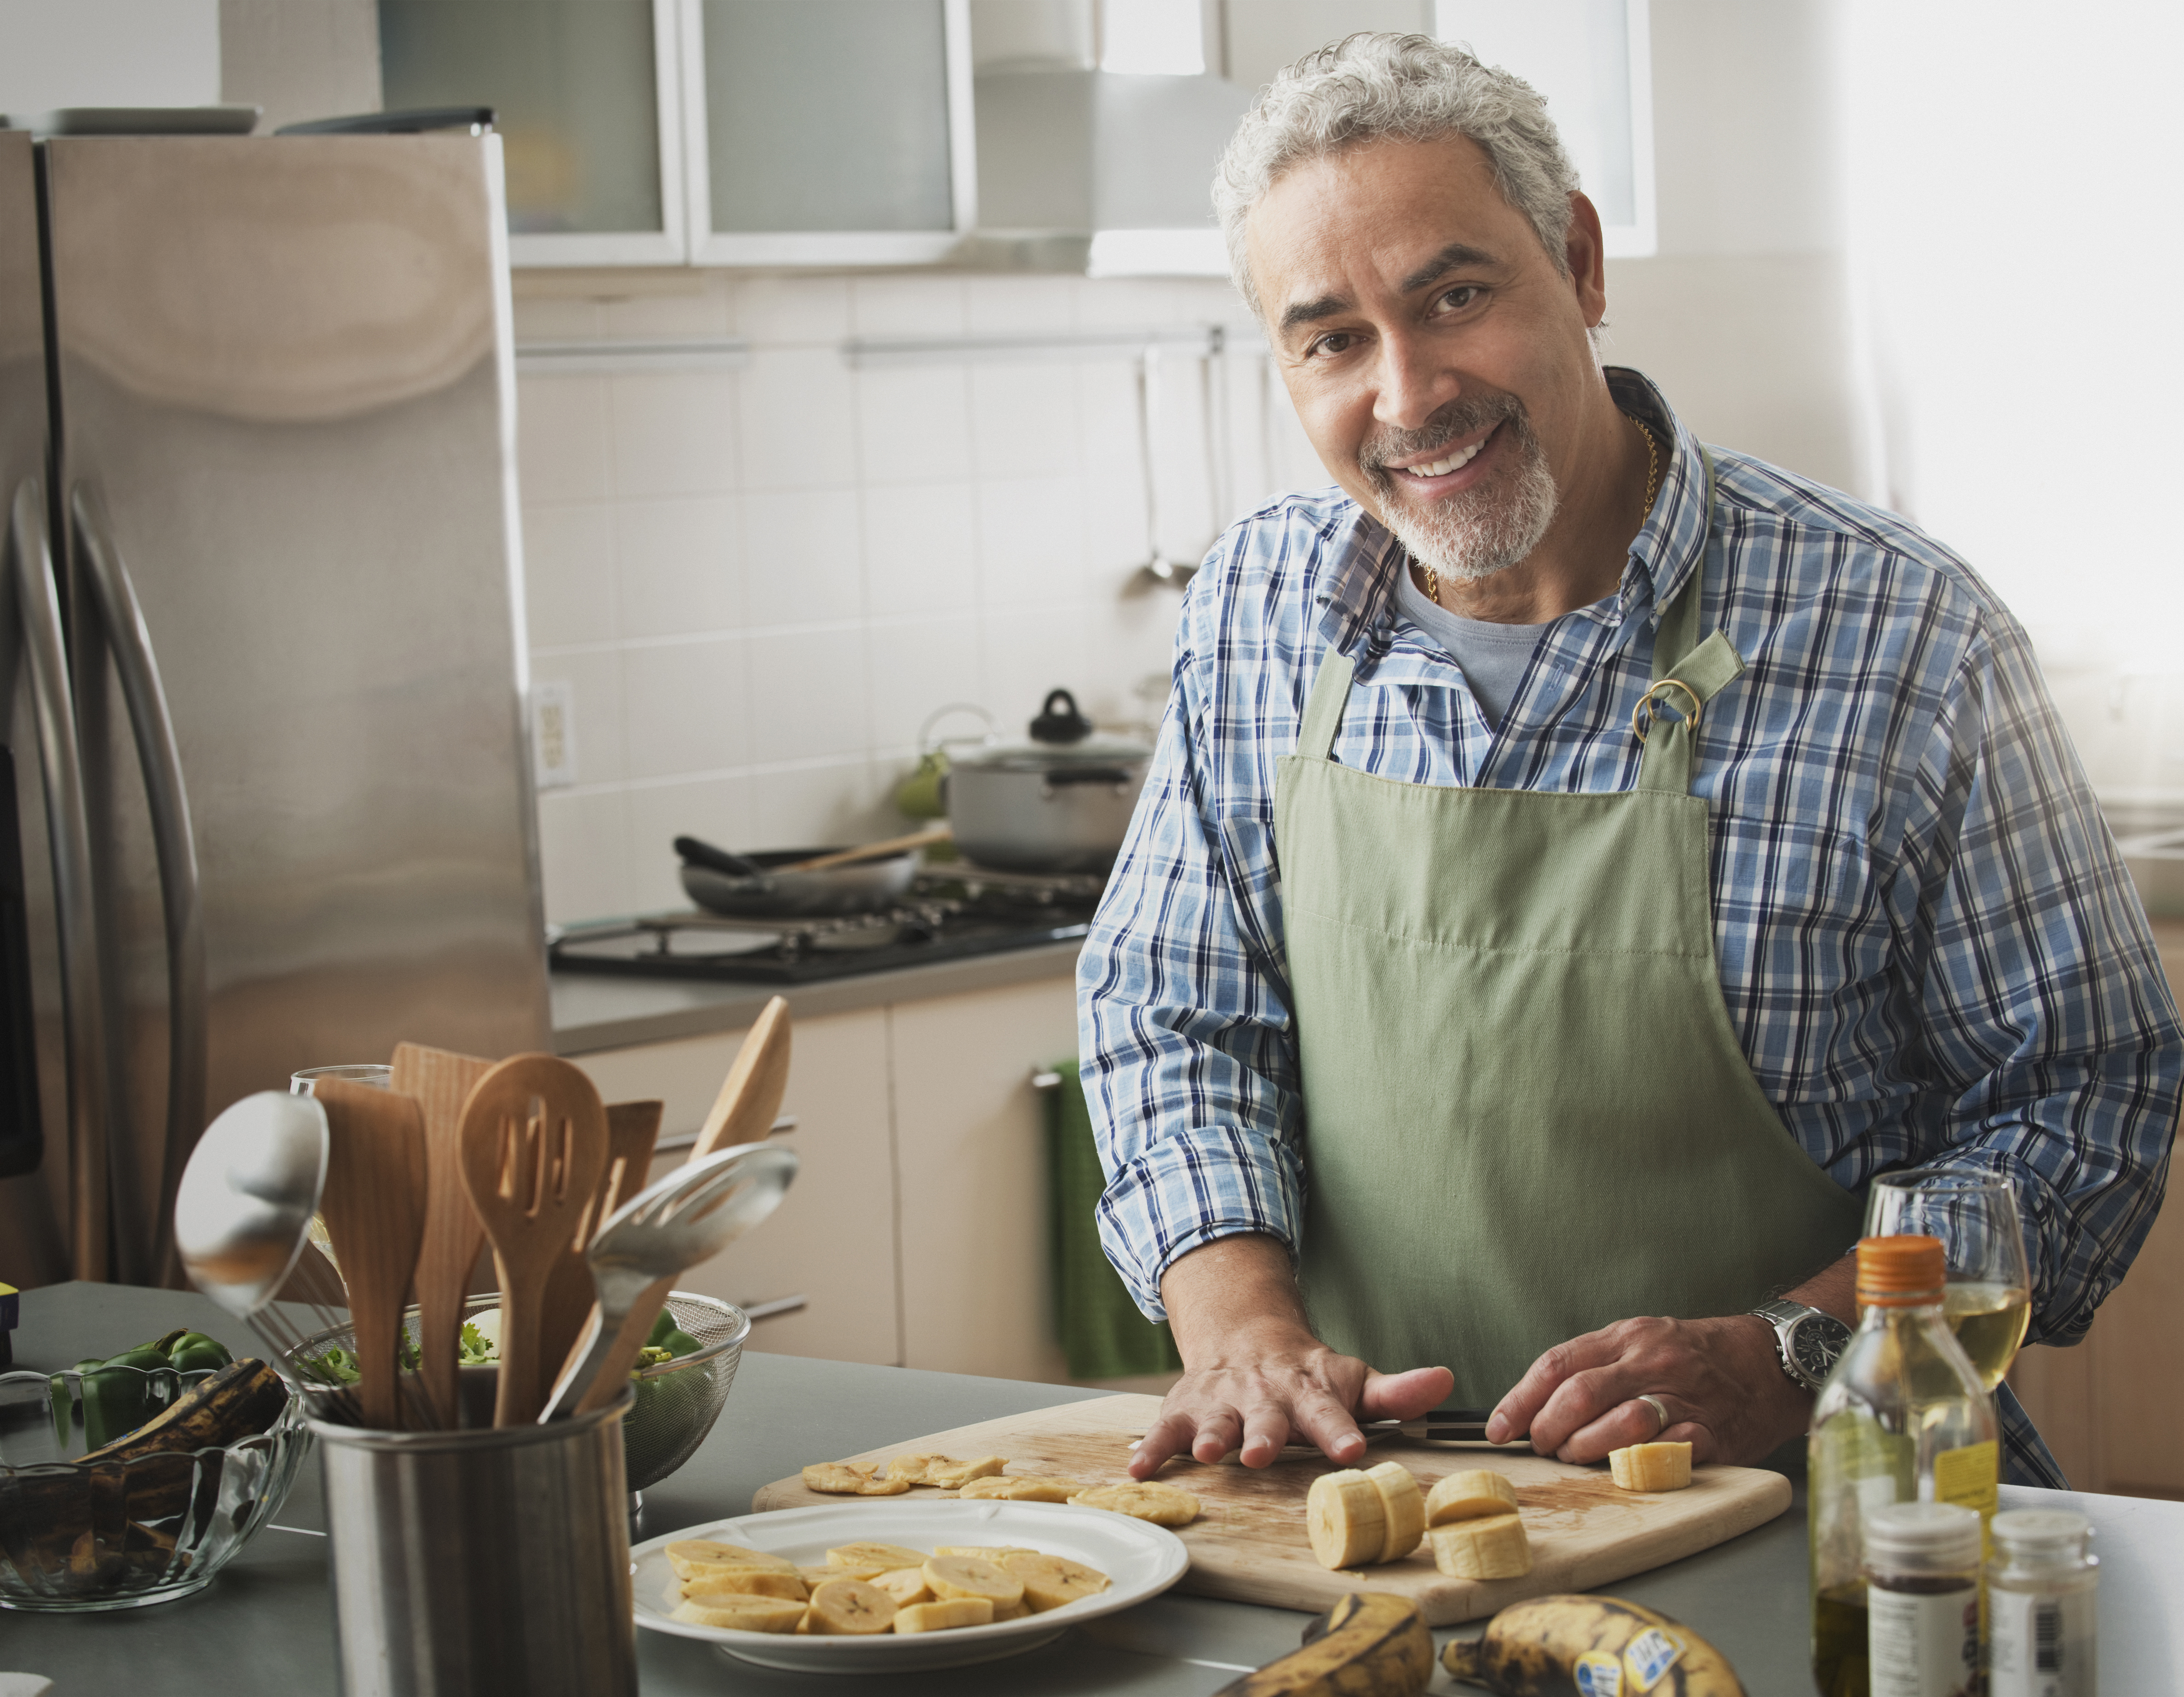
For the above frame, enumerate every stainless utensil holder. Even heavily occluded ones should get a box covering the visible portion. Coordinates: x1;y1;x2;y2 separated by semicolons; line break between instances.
311;1382;637;1697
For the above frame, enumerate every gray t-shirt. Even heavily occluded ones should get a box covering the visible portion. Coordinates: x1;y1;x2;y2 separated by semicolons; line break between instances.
1392;565;1551;730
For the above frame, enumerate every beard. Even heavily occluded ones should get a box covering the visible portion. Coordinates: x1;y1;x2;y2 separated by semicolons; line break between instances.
1360;395;1560;585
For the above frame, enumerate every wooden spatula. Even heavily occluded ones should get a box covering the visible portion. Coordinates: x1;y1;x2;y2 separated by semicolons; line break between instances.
392;1041;496;1428
538;1100;664;1382
313;1076;429;1432
458;1054;609;1426
689;997;791;1162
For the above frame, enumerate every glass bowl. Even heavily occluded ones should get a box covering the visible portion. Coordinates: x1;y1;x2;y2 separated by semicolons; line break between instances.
0;1363;311;1611
289;1291;750;1493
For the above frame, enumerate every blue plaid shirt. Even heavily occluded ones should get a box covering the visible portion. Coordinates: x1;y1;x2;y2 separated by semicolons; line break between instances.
1078;370;2181;1487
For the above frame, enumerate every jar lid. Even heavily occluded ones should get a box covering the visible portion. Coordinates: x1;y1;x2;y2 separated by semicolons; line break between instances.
1863;1501;1982;1567
1992;1508;2092;1550
1856;1234;1946;1305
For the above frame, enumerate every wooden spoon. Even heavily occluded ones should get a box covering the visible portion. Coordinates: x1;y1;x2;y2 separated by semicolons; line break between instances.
392;1041;496;1428
458;1054;609;1426
538;1100;664;1382
778;824;950;874
688;997;792;1163
313;1076;428;1431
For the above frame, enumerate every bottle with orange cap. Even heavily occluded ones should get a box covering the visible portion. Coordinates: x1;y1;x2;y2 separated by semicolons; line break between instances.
1809;1233;2000;1697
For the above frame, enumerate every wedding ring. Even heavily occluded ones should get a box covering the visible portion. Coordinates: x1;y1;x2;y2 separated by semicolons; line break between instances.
1637;1394;1670;1435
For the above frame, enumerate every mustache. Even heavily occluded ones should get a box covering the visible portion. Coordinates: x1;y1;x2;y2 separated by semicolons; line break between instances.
1359;394;1528;477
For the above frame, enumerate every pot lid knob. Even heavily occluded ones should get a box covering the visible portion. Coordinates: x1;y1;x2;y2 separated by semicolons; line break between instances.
1029;688;1093;745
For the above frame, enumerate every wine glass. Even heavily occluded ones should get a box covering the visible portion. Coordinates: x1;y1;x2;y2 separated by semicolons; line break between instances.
1864;1167;2033;1390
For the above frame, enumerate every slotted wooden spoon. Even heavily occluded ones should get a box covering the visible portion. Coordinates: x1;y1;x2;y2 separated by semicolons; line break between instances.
538;1099;664;1380
392;1041;496;1427
458;1054;609;1425
688;997;791;1162
313;1076;428;1431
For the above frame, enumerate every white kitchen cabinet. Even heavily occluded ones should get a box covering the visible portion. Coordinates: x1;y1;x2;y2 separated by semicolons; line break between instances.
378;0;972;268
572;1007;902;1367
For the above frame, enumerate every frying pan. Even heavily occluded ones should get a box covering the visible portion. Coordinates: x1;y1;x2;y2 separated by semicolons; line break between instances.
675;838;917;918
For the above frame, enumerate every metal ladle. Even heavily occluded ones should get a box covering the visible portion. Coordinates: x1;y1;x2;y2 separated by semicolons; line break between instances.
173;1089;356;1414
1133;348;1195;589
540;1139;799;1421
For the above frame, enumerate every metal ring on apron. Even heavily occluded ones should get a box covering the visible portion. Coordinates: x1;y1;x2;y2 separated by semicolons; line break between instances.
1631;678;1705;744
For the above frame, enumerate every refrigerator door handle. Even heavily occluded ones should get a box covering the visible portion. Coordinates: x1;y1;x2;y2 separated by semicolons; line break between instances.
8;478;112;1281
71;484;207;1286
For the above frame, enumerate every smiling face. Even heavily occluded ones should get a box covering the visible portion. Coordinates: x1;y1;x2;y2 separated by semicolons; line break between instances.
1245;132;1618;595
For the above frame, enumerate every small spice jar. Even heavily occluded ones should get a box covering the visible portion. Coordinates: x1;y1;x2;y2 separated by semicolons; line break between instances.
1863;1500;1983;1697
1989;1508;2098;1697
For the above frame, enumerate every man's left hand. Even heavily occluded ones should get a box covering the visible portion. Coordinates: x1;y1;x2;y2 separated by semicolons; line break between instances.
1484;1314;1809;1466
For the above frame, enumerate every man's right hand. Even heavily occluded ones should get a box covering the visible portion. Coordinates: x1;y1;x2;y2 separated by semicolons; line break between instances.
1127;1234;1454;1479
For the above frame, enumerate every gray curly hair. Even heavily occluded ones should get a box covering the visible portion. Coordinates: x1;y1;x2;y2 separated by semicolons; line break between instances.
1213;33;1581;316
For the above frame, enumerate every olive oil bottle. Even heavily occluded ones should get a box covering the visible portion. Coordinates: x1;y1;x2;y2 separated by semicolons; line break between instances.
1809;1235;1999;1697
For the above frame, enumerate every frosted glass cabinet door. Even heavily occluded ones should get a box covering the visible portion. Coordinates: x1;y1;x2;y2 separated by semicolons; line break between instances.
379;0;685;265
683;0;976;266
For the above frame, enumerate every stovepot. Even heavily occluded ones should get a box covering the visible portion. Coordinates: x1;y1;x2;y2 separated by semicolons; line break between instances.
945;690;1153;875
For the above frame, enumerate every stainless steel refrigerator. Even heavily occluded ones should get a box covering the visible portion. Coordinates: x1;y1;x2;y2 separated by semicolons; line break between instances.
0;128;551;1290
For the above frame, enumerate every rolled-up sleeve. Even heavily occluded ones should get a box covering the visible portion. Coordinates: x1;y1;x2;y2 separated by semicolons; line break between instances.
1077;614;1307;1322
1902;613;2182;1344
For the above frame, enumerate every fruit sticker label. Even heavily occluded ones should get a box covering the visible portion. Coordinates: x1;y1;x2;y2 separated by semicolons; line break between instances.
1573;1650;1625;1697
1622;1627;1685;1692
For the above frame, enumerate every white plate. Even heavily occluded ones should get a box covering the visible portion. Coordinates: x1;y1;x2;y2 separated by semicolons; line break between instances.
631;1499;1190;1673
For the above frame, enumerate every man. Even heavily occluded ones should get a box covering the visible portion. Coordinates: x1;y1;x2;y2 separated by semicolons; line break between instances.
1078;34;2181;1487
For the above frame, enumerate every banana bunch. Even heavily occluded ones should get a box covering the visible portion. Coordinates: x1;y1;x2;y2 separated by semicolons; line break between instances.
1442;1594;1745;1696
1213;1592;1434;1697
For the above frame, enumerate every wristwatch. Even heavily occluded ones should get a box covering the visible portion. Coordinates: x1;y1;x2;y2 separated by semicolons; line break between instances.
1748;1298;1852;1393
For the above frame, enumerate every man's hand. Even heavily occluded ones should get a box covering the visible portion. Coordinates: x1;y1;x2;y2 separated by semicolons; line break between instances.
1128;1234;1454;1479
1486;1255;1859;1466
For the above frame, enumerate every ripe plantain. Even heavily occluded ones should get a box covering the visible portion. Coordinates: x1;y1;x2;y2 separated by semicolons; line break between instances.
1608;1442;1693;1492
1441;1594;1746;1696
1213;1591;1434;1696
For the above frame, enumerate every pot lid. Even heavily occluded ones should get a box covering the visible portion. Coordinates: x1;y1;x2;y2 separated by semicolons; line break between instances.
955;688;1151;770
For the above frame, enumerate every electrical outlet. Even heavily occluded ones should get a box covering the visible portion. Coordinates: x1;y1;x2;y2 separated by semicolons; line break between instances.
532;679;577;790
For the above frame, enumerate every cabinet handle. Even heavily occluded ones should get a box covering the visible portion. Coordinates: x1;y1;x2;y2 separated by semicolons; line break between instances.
1031;1070;1062;1090
740;1294;807;1322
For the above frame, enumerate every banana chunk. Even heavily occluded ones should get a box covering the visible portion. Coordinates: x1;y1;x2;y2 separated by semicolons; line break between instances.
1068;1482;1201;1526
803;1462;912;1496
1307;1468;1389;1570
1609;1441;1693;1492
957;1474;1089;1502
667;1540;800;1581
1425;1468;1521;1526
922;1554;1026;1610
928;1455;1008;1489
1429;1511;1532;1579
871;1566;934;1607
995;1551;1112;1613
680;1567;807;1601
805;1577;897;1636
827;1541;931;1571
1365;1461;1425;1563
885;1453;944;1484
896;1597;996;1634
935;1545;1041;1560
670;1593;807;1633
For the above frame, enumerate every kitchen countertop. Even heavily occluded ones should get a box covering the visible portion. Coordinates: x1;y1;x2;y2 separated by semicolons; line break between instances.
10;1283;2182;1692
551;939;1082;1055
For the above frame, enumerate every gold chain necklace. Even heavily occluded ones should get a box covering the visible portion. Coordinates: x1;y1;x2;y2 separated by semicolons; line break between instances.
1413;412;1663;608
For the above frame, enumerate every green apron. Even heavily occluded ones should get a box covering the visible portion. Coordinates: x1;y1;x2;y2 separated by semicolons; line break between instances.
1274;454;1863;1406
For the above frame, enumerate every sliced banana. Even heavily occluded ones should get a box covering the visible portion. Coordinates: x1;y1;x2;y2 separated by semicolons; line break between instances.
1307;1468;1389;1570
803;1462;911;1496
1365;1461;1425;1563
1608;1441;1693;1492
885;1453;943;1484
922;1553;1026;1611
896;1597;996;1634
957;1474;1088;1502
670;1594;807;1633
827;1541;932;1571
991;1598;1031;1622
1068;1482;1201;1527
935;1545;1041;1560
1424;1468;1520;1526
1428;1511;1532;1579
928;1455;1008;1489
995;1550;1113;1613
679;1567;807;1601
804;1577;897;1636
871;1566;934;1607
666;1539;800;1581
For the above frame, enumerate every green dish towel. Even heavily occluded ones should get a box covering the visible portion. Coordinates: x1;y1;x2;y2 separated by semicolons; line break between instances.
1046;1061;1182;1380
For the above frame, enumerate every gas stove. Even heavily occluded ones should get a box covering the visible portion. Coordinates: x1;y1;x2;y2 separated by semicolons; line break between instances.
548;865;1105;984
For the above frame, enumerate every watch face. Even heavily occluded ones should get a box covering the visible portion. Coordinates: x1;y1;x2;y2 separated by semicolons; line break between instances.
1789;1314;1852;1382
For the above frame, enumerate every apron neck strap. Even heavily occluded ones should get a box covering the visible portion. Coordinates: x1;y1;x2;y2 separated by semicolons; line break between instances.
1299;649;1355;761
1637;444;1745;794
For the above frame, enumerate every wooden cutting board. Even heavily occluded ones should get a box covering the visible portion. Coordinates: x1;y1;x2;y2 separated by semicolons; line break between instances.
751;1393;1790;1626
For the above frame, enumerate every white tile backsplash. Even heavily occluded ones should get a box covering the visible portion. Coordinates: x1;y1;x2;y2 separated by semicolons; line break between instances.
520;270;1288;925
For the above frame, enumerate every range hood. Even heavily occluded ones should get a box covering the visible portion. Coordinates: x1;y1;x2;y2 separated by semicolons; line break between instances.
970;66;1253;276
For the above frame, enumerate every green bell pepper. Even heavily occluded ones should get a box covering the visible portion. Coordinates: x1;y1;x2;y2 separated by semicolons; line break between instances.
59;1329;236;1450
166;1331;233;1373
